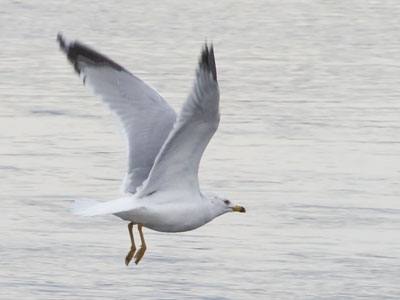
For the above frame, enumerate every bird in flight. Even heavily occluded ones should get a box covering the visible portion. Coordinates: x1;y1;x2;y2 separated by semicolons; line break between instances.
57;33;246;265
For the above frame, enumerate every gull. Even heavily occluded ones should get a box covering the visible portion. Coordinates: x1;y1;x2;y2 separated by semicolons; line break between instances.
57;33;246;265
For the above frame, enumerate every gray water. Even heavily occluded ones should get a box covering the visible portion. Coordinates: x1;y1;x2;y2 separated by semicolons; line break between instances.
1;0;400;299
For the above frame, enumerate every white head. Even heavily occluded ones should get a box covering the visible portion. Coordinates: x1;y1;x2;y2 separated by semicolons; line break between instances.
203;192;246;217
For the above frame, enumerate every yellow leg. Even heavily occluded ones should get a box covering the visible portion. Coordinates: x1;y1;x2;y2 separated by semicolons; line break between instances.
134;224;147;265
125;222;136;266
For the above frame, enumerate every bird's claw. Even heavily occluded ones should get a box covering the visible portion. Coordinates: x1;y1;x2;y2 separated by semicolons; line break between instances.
134;245;147;265
125;246;136;266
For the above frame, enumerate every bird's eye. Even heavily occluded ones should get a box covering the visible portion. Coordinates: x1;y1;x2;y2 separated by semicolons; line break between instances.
224;200;230;205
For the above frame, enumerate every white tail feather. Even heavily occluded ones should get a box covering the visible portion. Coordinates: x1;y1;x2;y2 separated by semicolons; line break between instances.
71;198;101;216
71;197;137;216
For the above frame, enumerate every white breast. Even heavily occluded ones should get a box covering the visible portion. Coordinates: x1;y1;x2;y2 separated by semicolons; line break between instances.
115;192;215;233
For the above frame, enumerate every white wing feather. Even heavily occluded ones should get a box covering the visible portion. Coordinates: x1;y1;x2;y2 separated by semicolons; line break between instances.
138;45;219;197
57;34;177;194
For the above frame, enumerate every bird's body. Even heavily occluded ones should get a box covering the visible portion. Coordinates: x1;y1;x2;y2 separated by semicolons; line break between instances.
58;33;245;265
114;192;220;232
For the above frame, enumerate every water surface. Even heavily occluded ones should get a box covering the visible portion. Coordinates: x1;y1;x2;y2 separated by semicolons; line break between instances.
1;0;399;299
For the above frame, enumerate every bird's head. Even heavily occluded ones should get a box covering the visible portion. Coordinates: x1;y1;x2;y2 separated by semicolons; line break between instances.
203;192;246;215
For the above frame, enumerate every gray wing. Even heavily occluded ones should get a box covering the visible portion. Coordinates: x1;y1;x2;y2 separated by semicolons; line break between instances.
137;44;219;197
57;34;177;194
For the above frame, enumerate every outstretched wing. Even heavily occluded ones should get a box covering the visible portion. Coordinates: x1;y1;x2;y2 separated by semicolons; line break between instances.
137;45;219;197
57;34;177;194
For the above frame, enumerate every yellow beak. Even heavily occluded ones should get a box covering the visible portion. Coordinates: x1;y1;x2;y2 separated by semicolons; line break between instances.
233;205;246;213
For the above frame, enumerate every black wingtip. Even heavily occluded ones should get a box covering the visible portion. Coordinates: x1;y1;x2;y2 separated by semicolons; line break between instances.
57;33;66;51
56;33;126;75
200;43;217;81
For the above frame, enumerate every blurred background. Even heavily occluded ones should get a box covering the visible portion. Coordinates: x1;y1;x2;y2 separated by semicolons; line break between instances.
0;0;399;299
